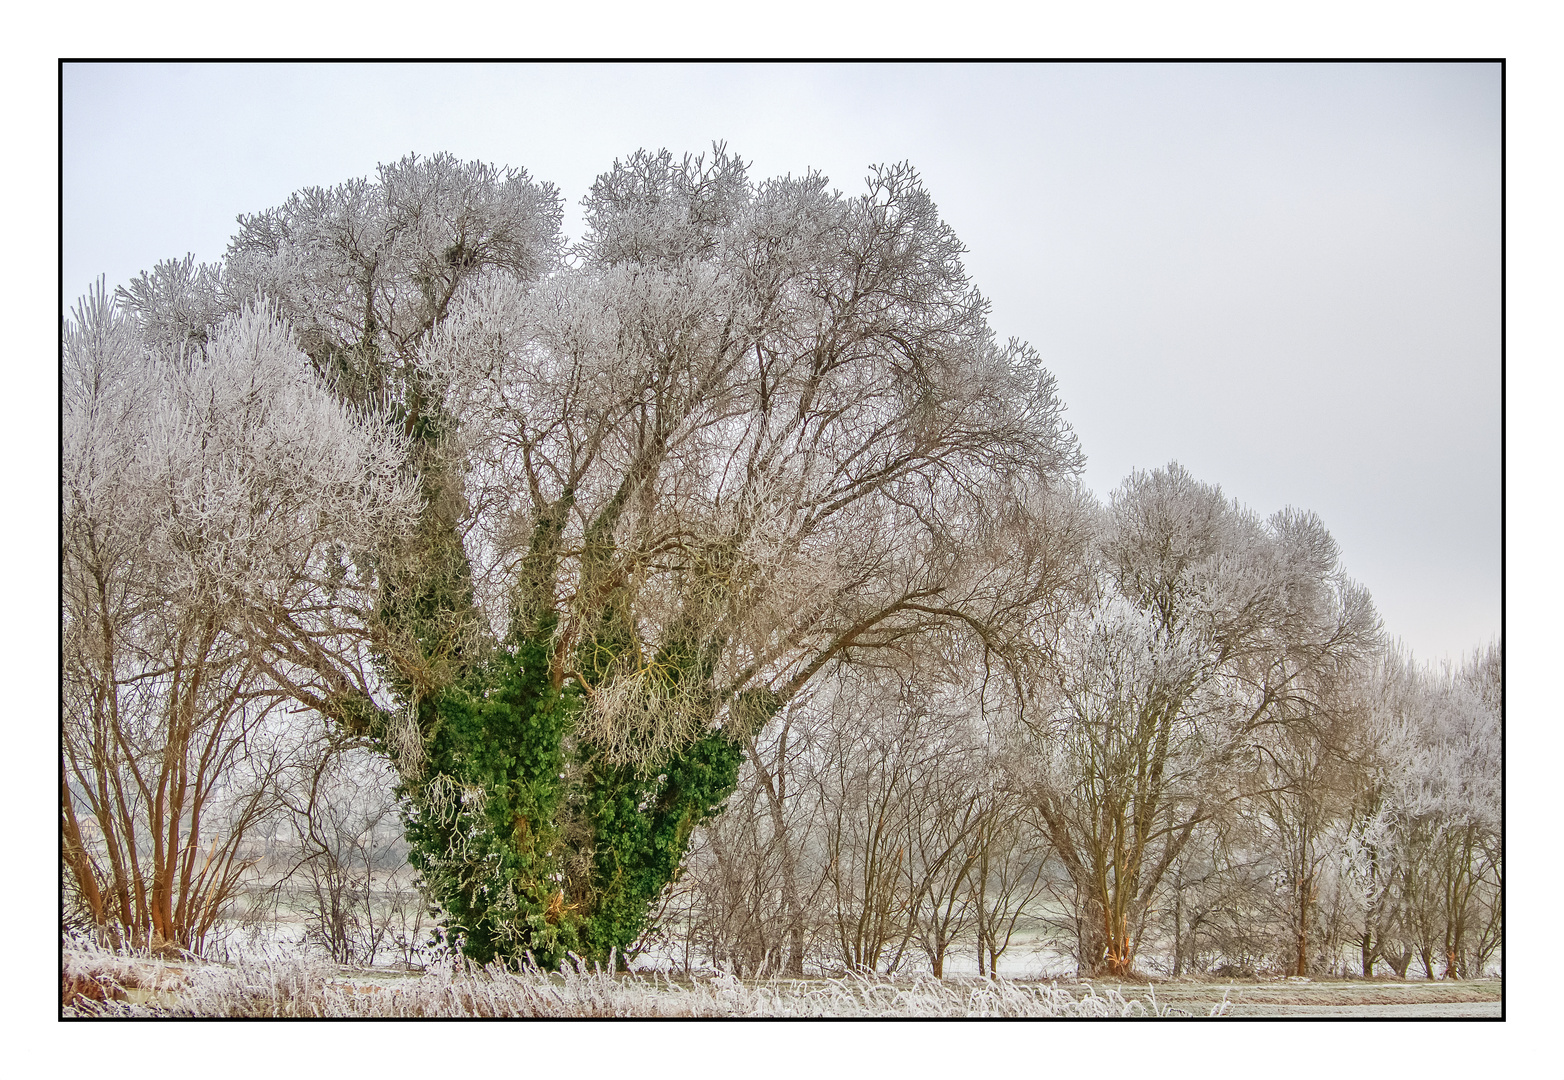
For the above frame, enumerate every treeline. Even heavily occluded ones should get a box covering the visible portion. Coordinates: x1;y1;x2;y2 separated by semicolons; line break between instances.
61;148;1499;980
661;638;1500;980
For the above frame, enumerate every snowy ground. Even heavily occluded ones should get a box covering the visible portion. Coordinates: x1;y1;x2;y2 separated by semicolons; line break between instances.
1229;1002;1499;1017
1080;976;1503;1018
62;941;1502;1018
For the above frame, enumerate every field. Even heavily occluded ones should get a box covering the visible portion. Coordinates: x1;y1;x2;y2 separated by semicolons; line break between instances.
1072;976;1501;1018
60;946;1501;1018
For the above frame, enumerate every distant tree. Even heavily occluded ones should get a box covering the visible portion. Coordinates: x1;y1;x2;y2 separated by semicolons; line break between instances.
814;668;985;975
276;732;410;967
966;798;1050;978
905;717;992;980
1386;650;1501;978
683;689;829;977
1158;816;1274;977
1028;465;1379;977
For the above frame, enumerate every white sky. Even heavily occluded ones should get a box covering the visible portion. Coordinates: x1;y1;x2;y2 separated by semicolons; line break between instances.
62;61;1501;664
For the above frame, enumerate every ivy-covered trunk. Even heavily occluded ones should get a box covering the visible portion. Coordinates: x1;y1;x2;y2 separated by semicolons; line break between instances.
393;643;743;968
360;442;745;970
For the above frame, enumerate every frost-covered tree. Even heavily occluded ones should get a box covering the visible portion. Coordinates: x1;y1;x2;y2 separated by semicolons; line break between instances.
1291;639;1503;980
1028;465;1379;977
1378;647;1501;978
61;284;417;955
201;147;1082;968
1237;510;1381;975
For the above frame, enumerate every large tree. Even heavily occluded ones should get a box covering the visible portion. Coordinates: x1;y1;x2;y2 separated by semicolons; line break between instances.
189;147;1083;967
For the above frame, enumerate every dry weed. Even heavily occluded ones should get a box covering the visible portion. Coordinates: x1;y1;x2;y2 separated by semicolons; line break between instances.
63;947;1196;1018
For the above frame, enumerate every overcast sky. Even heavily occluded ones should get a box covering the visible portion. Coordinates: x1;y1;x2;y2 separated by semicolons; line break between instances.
62;61;1500;664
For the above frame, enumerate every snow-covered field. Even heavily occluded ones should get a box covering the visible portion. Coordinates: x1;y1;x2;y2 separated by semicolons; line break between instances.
61;947;1188;1018
61;944;1500;1019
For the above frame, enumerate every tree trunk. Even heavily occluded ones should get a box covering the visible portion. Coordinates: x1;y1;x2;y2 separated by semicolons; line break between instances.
1294;873;1314;976
747;733;806;976
1101;902;1135;977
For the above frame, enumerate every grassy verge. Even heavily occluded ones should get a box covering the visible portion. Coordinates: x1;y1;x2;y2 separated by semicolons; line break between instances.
61;947;1501;1018
61;948;1192;1018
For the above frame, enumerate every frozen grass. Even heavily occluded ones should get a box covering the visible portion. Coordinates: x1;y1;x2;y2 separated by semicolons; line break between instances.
62;946;1212;1018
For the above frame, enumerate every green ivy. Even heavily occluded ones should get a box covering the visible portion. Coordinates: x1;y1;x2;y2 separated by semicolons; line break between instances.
575;731;743;959
398;633;583;967
386;626;744;970
362;453;747;970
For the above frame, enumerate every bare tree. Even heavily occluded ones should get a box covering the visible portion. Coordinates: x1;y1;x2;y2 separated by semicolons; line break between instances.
1157;818;1274;977
814;672;929;975
1027;466;1379;977
738;699;822;976
672;702;830;978
805;665;1002;975
905;739;990;979
967;802;1050;978
1246;682;1371;975
277;733;411;966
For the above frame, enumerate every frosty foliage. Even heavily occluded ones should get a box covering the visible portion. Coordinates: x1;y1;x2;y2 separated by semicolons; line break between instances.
118;254;227;357
66;283;418;603
1026;464;1383;976
421;146;1084;767
225;153;564;384
1337;643;1502;979
1382;662;1500;832
61;281;419;953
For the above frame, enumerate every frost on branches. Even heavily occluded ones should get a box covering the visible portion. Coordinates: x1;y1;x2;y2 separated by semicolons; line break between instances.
61;147;1499;984
64;148;1083;969
1343;645;1502;979
1027;465;1382;977
61;284;418;954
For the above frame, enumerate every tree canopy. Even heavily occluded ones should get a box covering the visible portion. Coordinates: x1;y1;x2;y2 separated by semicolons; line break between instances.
99;147;1084;966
